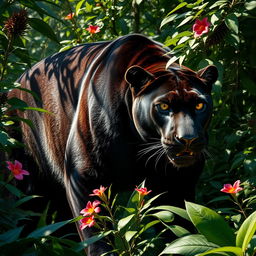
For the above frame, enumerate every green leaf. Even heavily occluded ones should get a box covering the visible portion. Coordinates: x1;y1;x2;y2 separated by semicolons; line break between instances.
161;14;178;28
166;56;179;68
4;183;24;197
76;0;86;15
210;0;229;9
159;234;219;255
225;13;239;34
141;192;165;212
36;1;62;21
117;214;135;231
245;1;256;11
150;205;190;221
28;18;59;44
14;195;41;207
7;97;28;109
165;224;191;237
27;219;73;238
125;231;137;242
177;16;194;28
73;231;112;251
138;220;160;235
23;107;51;114
167;2;188;16
0;227;23;246
150;210;174;223
197;246;243;256
185;202;235;246
236;211;256;251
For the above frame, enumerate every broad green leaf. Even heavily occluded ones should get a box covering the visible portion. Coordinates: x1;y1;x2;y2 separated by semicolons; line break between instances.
178;36;191;45
210;0;228;9
150;210;174;223
187;0;203;8
145;205;189;220
165;31;192;47
225;13;239;34
73;231;113;251
28;18;59;43
85;1;93;12
236;211;256;251
7;97;28;109
177;16;194;28
76;0;86;15
165;224;190;237
167;2;188;16
141;192;165;212
117;214;135;231
179;55;186;66
14;195;41;207
160;14;178;28
36;1;62;21
19;0;48;17
245;1;256;10
125;231;137;242
0;227;23;246
159;234;219;255
198;246;243;256
185;202;235;246
138;220;160;235
4;183;23;197
28;219;73;238
166;56;179;68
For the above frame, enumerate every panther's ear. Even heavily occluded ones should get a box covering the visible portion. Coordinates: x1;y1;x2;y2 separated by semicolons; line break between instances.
125;65;155;95
197;65;218;91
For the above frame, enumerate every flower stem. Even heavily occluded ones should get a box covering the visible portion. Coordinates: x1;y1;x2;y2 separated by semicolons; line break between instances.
231;194;247;219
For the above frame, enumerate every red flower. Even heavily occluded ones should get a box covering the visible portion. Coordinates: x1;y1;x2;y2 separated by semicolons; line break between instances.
135;187;152;196
86;25;100;34
90;185;107;197
80;215;95;230
80;200;101;216
193;17;211;38
221;180;243;194
64;13;75;20
6;160;29;180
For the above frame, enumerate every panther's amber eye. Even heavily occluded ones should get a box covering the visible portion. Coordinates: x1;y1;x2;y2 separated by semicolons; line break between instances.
195;102;204;111
159;103;169;111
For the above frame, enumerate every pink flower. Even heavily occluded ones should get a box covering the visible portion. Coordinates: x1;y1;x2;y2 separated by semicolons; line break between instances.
90;185;107;197
86;25;100;34
6;160;29;180
193;17;211;38
80;200;101;216
80;215;96;230
221;180;243;194
64;13;75;20
135;187;152;196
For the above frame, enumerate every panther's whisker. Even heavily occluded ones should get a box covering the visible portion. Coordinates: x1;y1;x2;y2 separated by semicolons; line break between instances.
154;148;166;170
145;147;163;167
137;143;162;158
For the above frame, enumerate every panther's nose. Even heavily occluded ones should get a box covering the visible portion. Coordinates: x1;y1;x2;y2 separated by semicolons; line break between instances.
174;135;198;146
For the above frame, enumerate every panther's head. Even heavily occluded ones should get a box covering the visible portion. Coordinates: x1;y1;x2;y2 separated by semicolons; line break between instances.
125;64;218;167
